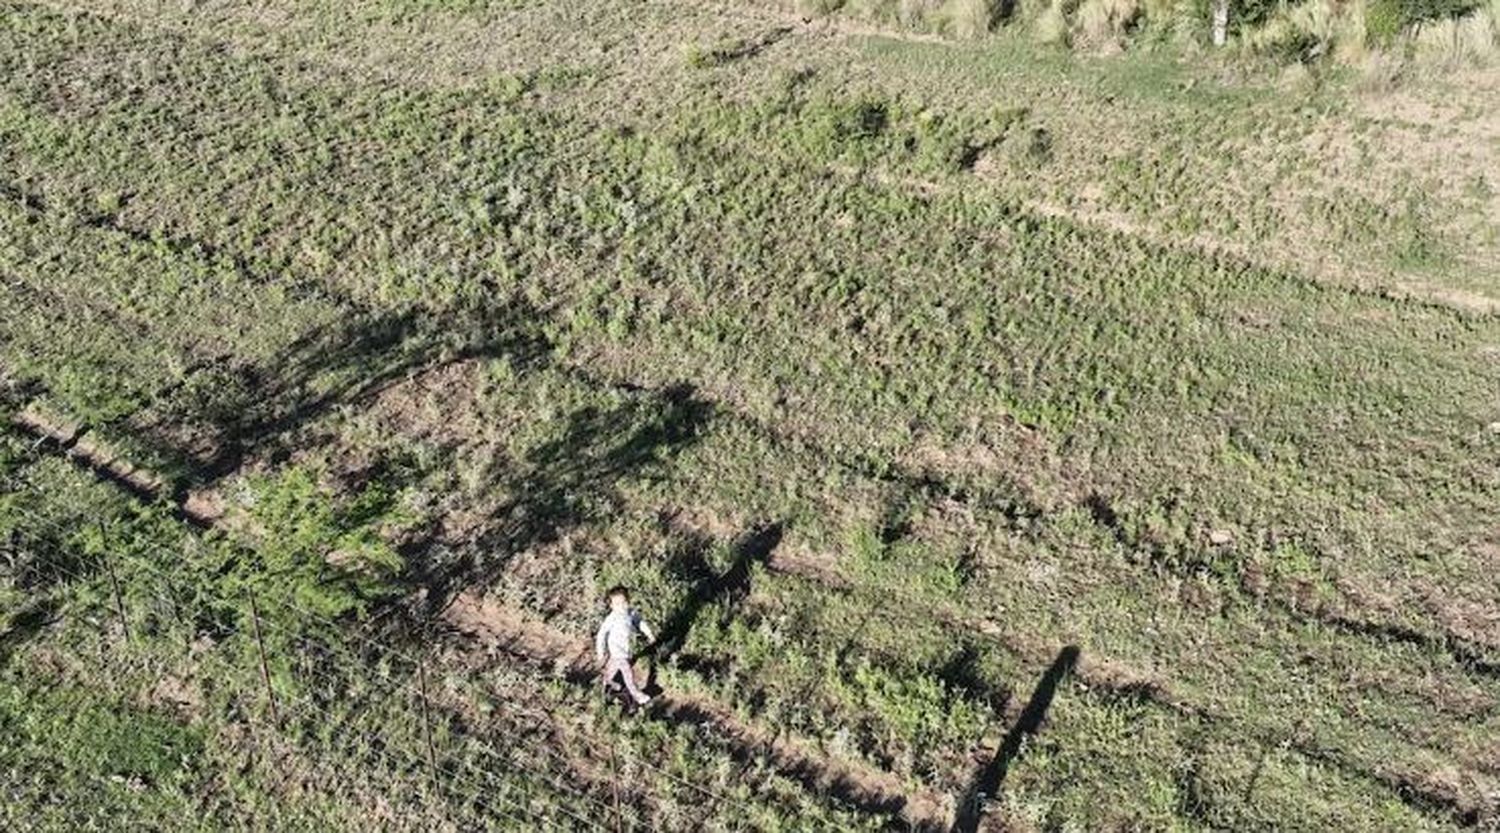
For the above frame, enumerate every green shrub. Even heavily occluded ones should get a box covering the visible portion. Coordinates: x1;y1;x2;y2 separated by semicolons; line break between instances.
237;467;408;621
1398;0;1482;22
1236;0;1292;30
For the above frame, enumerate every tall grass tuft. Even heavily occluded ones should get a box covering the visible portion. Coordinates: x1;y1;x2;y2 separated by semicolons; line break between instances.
1241;0;1338;59
1410;4;1499;63
945;0;1007;38
796;0;849;14
1356;46;1407;90
1240;0;1498;68
1331;0;1372;63
841;0;900;21
1035;0;1075;44
898;0;948;28
1412;14;1493;63
1168;0;1209;46
1073;0;1142;51
788;0;1499;63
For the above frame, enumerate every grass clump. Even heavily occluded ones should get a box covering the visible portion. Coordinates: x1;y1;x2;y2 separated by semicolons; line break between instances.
1034;0;1078;43
1240;0;1497;66
1410;7;1499;63
1074;0;1143;50
946;0;1011;37
236;466;410;620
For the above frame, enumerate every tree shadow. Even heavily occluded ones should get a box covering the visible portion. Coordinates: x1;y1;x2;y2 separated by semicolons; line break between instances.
3;185;550;504
954;645;1079;833
424;384;717;615
13;249;716;630
642;522;783;693
138;300;549;493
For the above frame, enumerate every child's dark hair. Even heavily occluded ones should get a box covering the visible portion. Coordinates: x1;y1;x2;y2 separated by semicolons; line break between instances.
606;585;630;602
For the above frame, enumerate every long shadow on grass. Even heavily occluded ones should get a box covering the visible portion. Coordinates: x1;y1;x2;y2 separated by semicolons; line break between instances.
937;640;1012;713
954;645;1079;833
643;522;784;693
145;301;549;492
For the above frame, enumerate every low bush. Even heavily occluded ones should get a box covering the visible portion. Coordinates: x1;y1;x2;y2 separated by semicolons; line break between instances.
237;466;409;621
1240;0;1491;62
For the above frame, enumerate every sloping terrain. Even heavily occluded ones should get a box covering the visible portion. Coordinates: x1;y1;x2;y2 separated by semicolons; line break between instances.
2;0;1498;830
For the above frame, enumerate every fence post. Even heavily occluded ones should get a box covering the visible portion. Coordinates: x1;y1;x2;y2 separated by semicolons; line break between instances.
609;741;624;833
98;523;130;643
416;647;439;788
247;589;279;727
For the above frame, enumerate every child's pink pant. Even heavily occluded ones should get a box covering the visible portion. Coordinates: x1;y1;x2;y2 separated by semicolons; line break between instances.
602;655;649;704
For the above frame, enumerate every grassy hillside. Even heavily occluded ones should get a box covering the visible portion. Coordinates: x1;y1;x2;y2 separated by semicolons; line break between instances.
2;0;1498;830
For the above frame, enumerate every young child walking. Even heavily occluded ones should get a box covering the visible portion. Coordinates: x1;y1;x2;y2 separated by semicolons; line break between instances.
594;585;655;707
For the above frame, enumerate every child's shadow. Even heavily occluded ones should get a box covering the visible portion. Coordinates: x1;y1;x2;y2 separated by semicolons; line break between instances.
643;522;784;695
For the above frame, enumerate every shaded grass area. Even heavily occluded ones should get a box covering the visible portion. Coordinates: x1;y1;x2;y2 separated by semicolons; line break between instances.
1;0;1498;829
3;1;1494;588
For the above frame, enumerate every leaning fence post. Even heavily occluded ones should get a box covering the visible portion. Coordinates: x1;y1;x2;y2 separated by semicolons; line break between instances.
98;523;130;643
247;589;279;727
416;644;439;788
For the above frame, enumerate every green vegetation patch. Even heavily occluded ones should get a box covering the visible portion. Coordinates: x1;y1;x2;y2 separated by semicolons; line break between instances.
0;674;206;829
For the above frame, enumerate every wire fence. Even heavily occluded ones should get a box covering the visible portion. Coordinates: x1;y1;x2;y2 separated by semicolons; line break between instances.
3;512;580;830
0;500;877;832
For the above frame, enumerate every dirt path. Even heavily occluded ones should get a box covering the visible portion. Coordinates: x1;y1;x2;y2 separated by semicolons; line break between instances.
12;403;175;512
12;401;240;528
440;590;954;831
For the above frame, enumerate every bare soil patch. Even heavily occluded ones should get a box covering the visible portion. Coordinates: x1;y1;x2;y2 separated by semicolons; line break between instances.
367;358;486;449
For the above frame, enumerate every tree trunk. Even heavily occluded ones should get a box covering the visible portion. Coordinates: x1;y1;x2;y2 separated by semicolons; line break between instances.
1212;0;1229;47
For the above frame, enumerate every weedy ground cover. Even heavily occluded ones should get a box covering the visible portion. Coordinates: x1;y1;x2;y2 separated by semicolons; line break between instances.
0;414;881;830
2;0;1498;829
